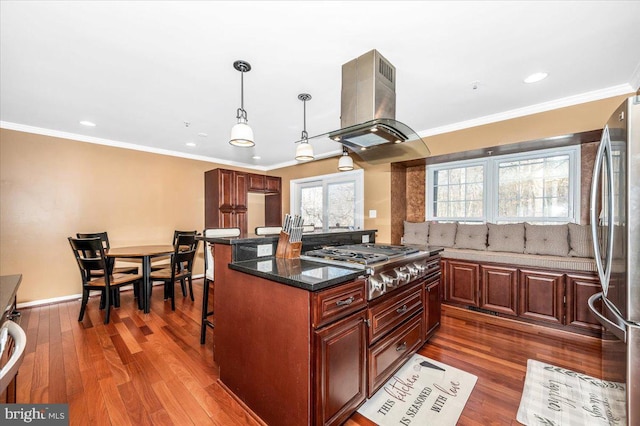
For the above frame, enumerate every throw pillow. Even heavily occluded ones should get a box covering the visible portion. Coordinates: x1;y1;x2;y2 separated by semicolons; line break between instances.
524;223;570;257
403;221;429;245
568;223;595;258
428;222;457;247
454;224;488;250
487;223;525;253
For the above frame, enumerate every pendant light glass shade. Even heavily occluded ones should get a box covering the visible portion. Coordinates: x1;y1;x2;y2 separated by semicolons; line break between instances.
295;141;314;161
338;147;354;171
294;93;314;161
229;60;254;147
230;121;255;147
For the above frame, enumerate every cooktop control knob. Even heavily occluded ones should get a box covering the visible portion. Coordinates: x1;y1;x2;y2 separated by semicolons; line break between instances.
380;273;397;288
406;264;419;279
394;267;410;284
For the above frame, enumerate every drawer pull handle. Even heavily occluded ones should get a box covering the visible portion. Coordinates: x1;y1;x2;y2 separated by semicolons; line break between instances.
336;296;354;306
396;342;407;352
396;304;408;314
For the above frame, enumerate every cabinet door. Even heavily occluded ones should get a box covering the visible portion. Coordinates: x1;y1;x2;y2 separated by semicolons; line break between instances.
314;310;367;426
480;265;518;316
425;275;441;339
247;173;266;192
519;269;564;324
218;169;236;211
566;273;603;332
265;175;281;193
233;171;248;210
446;261;480;307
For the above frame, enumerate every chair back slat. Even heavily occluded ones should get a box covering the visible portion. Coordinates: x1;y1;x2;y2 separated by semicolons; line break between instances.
171;234;199;274
68;237;112;285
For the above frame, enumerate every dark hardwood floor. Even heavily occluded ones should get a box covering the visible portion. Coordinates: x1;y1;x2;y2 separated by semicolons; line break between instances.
10;279;602;425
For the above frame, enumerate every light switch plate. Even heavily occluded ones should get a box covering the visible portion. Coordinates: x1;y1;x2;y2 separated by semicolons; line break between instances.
257;244;273;257
369;209;377;218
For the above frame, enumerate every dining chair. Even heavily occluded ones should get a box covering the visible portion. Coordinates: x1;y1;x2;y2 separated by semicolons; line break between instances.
150;229;198;271
149;234;199;311
68;237;142;324
76;232;139;308
201;227;241;344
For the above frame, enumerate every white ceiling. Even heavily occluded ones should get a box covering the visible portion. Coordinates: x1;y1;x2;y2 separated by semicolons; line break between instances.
2;1;639;171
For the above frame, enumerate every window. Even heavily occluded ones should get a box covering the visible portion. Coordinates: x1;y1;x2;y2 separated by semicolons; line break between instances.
291;170;364;231
427;146;580;224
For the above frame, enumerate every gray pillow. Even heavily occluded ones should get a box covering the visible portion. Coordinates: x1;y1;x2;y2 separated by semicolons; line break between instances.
403;221;429;245
524;223;569;257
487;223;525;253
454;224;488;250
428;222;457;247
568;223;595;258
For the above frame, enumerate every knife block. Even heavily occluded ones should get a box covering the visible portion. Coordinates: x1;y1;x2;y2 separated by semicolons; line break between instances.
275;231;302;259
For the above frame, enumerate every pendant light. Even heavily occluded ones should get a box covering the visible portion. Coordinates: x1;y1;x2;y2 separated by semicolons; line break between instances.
229;60;254;147
337;146;354;171
295;93;314;161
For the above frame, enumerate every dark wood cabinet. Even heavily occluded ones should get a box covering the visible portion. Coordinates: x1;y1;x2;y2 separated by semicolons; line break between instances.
314;310;367;426
446;261;480;307
265;175;281;193
205;168;281;233
481;265;518;316
566;273;603;332
246;173;266;191
519;269;565;325
424;274;441;339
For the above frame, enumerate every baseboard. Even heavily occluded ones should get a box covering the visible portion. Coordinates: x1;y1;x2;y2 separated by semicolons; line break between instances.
16;276;205;309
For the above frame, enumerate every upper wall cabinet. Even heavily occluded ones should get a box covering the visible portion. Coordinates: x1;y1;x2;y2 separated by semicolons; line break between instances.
205;168;282;234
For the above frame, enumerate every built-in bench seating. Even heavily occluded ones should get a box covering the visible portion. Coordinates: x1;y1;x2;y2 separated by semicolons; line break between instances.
403;221;602;336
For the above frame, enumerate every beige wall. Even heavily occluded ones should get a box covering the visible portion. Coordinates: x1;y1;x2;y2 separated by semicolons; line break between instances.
0;129;254;304
0;94;630;304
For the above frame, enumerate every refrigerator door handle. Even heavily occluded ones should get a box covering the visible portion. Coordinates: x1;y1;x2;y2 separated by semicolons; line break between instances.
588;292;626;342
590;126;615;292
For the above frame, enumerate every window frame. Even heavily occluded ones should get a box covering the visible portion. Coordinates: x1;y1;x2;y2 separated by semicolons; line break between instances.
426;145;581;224
290;169;365;231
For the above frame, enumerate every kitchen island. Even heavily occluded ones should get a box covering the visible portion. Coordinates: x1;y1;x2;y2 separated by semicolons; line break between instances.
206;231;442;426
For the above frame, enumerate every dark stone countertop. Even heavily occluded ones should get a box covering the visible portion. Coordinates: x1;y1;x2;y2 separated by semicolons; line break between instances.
228;258;365;292
198;229;376;245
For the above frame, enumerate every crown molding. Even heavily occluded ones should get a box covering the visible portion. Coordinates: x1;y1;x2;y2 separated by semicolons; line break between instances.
418;84;634;138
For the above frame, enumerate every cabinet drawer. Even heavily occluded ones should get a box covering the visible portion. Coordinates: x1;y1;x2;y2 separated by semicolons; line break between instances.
312;279;367;329
368;282;423;344
367;314;423;397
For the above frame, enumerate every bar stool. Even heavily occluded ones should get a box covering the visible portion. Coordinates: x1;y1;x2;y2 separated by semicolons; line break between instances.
201;227;241;344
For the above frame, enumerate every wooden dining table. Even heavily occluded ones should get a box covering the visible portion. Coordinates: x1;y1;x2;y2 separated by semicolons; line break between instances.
107;245;174;313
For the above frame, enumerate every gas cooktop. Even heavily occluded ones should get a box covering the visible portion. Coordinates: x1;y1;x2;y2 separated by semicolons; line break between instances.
302;244;420;266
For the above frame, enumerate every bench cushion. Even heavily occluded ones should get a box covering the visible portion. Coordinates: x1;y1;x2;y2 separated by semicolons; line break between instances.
442;248;597;273
525;223;569;257
428;222;457;247
454;224;488;250
487;223;525;253
403;221;429;245
568;223;595;258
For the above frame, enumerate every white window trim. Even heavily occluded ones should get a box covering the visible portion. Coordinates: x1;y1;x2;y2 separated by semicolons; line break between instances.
426;145;581;224
290;169;365;231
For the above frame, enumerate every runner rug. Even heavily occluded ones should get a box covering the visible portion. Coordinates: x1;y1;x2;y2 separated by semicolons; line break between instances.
357;354;477;425
517;359;627;426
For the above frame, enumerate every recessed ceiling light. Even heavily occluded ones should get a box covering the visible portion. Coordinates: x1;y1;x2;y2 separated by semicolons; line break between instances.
80;120;96;127
252;155;261;160
186;142;196;147
197;132;208;137
524;72;548;84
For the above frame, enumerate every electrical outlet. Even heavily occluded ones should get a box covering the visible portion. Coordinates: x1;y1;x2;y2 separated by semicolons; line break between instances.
257;244;273;257
362;235;370;243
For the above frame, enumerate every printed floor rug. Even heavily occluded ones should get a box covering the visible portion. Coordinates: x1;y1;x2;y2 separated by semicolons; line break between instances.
357;354;477;426
517;359;626;426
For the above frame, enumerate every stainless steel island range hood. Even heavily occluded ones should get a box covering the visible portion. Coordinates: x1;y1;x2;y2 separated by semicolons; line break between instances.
304;49;430;164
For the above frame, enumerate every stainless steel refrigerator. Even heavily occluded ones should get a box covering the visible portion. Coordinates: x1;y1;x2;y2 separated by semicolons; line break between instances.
588;94;639;426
